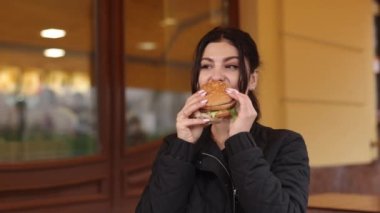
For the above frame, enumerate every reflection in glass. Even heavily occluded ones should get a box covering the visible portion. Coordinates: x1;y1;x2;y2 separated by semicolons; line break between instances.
0;1;99;162
124;0;228;146
126;88;190;145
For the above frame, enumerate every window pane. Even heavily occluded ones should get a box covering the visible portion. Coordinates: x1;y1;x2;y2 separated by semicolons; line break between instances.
124;0;229;147
0;0;99;162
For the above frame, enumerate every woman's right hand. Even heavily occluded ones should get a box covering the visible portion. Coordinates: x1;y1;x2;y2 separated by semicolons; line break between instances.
176;90;210;143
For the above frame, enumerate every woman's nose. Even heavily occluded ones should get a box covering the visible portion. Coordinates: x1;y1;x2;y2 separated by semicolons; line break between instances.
210;69;225;81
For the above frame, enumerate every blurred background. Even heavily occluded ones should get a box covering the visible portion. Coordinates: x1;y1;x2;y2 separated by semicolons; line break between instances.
0;0;379;212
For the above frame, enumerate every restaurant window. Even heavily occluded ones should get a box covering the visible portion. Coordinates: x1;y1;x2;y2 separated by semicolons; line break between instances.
124;0;231;147
0;0;99;162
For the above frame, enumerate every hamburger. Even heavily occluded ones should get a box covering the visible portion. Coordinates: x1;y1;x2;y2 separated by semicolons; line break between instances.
193;81;237;123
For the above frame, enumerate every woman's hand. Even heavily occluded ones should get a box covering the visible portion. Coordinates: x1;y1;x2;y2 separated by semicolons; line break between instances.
226;88;257;137
176;90;210;143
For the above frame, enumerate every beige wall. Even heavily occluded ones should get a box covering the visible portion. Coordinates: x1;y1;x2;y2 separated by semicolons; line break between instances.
240;0;378;166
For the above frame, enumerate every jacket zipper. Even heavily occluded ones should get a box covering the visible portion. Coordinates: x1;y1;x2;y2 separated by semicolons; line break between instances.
201;152;237;213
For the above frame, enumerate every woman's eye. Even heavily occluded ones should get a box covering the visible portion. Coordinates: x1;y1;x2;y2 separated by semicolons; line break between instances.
225;65;239;70
201;64;212;69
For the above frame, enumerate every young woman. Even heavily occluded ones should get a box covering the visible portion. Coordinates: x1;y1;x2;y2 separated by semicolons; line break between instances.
136;27;310;213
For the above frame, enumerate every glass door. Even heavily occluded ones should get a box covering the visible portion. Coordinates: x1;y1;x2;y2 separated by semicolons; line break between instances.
0;0;237;212
0;1;112;212
0;0;99;162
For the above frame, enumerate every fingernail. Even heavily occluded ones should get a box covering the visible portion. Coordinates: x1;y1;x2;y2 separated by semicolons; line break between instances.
201;99;208;104
226;88;233;93
203;119;210;123
200;91;207;96
198;89;205;94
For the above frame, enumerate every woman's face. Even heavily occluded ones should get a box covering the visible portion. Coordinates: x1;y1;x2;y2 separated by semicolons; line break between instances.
198;40;252;91
198;41;239;89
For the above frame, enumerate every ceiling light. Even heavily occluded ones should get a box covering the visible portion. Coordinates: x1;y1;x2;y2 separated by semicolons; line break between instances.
160;18;177;27
43;48;66;58
40;28;66;39
137;42;157;51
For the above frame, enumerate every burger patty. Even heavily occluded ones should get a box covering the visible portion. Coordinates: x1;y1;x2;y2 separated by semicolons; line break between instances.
200;100;236;111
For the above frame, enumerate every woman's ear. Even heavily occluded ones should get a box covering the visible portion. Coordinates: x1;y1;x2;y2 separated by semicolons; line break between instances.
248;71;258;91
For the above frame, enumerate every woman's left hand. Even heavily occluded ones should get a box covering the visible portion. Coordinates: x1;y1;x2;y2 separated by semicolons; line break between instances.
226;88;257;137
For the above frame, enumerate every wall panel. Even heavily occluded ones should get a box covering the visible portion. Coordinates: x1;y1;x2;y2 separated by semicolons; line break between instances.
282;0;377;166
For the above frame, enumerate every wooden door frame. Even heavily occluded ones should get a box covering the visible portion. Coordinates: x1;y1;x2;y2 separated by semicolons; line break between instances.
97;0;125;211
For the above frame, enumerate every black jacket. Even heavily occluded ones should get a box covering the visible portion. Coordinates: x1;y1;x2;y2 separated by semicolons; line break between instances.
136;123;310;213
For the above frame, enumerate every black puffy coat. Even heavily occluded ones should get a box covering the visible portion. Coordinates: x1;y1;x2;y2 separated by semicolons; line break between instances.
136;123;310;213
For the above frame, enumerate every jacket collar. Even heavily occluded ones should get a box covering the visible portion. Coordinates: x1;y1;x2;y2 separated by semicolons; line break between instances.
194;125;231;188
193;122;264;198
194;122;261;152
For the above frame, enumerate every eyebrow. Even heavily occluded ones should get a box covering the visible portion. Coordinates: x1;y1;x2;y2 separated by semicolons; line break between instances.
201;56;239;62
